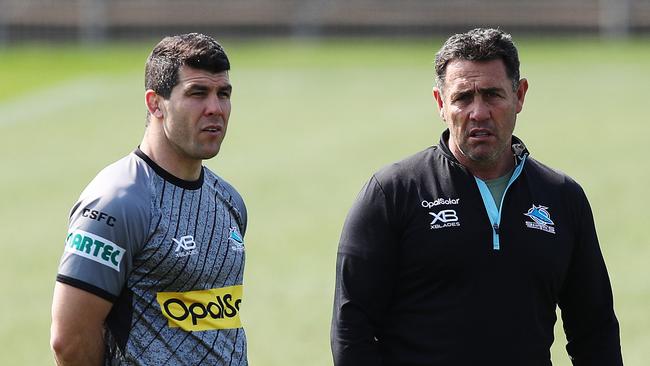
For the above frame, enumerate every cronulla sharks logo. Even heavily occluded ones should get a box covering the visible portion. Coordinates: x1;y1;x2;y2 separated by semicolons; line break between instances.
228;227;244;252
524;204;555;234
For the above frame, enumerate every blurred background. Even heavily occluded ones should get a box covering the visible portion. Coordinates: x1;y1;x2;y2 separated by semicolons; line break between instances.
1;1;648;365
0;0;648;42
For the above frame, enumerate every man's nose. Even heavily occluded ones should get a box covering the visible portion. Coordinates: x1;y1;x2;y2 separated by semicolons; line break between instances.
469;98;490;122
205;96;224;116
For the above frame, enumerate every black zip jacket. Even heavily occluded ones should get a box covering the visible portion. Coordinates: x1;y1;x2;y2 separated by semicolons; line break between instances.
331;130;622;366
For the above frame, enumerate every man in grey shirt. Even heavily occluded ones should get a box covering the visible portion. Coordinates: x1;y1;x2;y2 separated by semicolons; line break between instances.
51;33;248;365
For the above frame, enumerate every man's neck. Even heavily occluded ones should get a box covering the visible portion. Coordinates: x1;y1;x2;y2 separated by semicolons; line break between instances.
140;131;203;181
467;158;515;181
450;145;515;181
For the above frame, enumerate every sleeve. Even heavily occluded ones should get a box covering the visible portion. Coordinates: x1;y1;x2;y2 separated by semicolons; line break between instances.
558;185;623;366
56;178;150;302
331;175;398;366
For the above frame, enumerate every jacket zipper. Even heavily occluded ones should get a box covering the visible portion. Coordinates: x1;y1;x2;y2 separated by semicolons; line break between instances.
474;155;527;250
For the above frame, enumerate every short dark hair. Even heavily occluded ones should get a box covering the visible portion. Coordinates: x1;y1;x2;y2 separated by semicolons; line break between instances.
145;33;230;99
435;28;520;91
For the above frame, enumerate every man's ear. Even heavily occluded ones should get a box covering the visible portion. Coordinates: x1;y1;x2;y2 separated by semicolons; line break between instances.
145;90;164;119
515;78;529;114
433;87;445;120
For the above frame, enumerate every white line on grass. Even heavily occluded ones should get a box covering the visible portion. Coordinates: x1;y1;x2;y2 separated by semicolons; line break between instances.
0;76;133;127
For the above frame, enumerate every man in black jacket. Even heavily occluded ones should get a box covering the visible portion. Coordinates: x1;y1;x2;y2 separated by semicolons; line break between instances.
331;28;623;366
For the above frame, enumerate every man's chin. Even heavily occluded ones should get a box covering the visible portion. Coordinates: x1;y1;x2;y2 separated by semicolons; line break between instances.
465;149;501;164
194;146;221;160
202;151;220;160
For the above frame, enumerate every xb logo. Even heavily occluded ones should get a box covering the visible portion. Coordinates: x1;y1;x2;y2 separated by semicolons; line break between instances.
429;210;458;224
173;235;196;252
428;209;461;230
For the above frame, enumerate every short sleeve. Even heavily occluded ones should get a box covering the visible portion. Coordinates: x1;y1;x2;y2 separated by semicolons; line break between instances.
56;157;151;302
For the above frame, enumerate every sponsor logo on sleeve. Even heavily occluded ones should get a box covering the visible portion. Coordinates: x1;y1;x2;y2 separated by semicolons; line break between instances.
65;229;125;271
81;208;117;227
524;204;556;234
156;285;243;332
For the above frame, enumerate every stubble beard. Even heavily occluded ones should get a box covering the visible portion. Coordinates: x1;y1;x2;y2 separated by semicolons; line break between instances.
192;140;223;160
457;137;510;170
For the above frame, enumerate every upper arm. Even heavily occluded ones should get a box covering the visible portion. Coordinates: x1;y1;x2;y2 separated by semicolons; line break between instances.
558;185;622;365
50;282;113;364
332;176;397;365
51;281;113;334
51;158;151;364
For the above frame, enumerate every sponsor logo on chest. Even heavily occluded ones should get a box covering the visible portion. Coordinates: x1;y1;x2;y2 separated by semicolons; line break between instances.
173;235;198;258
172;227;244;258
421;198;461;230
156;285;243;331
228;227;245;252
523;204;556;234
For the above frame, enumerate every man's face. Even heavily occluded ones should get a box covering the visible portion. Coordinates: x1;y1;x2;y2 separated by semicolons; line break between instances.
434;59;527;172
158;65;232;162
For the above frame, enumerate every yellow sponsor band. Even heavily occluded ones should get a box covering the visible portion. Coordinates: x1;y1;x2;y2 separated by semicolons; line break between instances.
156;285;243;332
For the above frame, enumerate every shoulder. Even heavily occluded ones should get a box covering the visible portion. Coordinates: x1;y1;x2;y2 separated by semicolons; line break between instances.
524;157;583;191
61;153;155;296
77;153;154;212
203;167;248;234
524;156;589;207
373;146;440;187
70;153;154;237
349;146;443;218
203;168;245;208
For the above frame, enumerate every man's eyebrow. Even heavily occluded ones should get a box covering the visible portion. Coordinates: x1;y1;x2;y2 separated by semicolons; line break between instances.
185;84;210;92
184;83;232;92
450;89;474;99
478;87;504;94
450;87;505;99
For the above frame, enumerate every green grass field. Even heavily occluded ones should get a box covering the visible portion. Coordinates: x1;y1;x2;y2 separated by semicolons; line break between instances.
1;37;648;365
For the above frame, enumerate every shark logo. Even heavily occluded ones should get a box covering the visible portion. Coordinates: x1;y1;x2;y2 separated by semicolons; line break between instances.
525;205;554;225
228;227;244;252
524;204;555;234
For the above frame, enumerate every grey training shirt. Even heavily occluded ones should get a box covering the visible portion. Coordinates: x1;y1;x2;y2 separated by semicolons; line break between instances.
57;149;248;365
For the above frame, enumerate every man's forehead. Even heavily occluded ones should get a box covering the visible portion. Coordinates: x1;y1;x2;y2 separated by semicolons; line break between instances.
444;59;509;91
446;59;507;77
178;66;230;86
